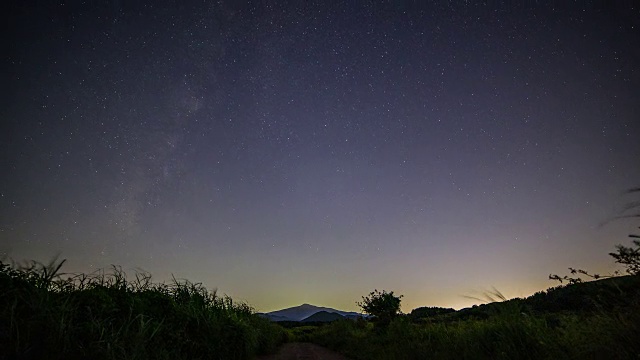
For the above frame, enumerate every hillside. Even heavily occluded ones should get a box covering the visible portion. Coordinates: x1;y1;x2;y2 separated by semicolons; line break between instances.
411;275;640;323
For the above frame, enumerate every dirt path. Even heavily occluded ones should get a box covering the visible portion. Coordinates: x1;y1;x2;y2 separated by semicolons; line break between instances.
255;342;352;360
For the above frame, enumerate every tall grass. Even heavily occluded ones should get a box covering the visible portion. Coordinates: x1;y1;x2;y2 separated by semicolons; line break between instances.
305;278;640;360
309;310;640;360
0;258;286;360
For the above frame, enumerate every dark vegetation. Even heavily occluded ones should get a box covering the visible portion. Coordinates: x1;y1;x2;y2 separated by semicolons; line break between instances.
302;271;639;360
0;259;286;360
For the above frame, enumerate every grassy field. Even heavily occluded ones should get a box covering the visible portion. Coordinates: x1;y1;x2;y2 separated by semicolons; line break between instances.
2;258;638;359
0;258;287;360
298;275;640;360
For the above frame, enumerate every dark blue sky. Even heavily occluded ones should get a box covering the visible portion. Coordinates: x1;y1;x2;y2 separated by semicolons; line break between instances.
2;1;639;311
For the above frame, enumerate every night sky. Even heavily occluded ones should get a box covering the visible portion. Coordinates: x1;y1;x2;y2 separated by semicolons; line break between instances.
2;1;639;312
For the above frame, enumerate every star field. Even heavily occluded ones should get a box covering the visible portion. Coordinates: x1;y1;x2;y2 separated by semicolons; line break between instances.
2;1;639;312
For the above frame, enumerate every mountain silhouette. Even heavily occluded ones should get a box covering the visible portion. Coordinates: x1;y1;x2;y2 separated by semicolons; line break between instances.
259;303;362;322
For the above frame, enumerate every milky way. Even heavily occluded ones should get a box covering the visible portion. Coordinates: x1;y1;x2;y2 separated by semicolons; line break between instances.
2;2;639;311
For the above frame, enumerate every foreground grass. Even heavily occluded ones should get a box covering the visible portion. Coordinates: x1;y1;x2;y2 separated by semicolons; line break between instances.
3;257;637;359
0;258;286;360
304;276;640;360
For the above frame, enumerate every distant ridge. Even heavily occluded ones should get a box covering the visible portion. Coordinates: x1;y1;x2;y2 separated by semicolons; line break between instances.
258;303;363;322
302;311;345;322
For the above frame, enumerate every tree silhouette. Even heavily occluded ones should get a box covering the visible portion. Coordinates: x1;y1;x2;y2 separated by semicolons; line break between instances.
357;289;402;327
609;188;640;275
550;187;640;283
609;236;640;275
